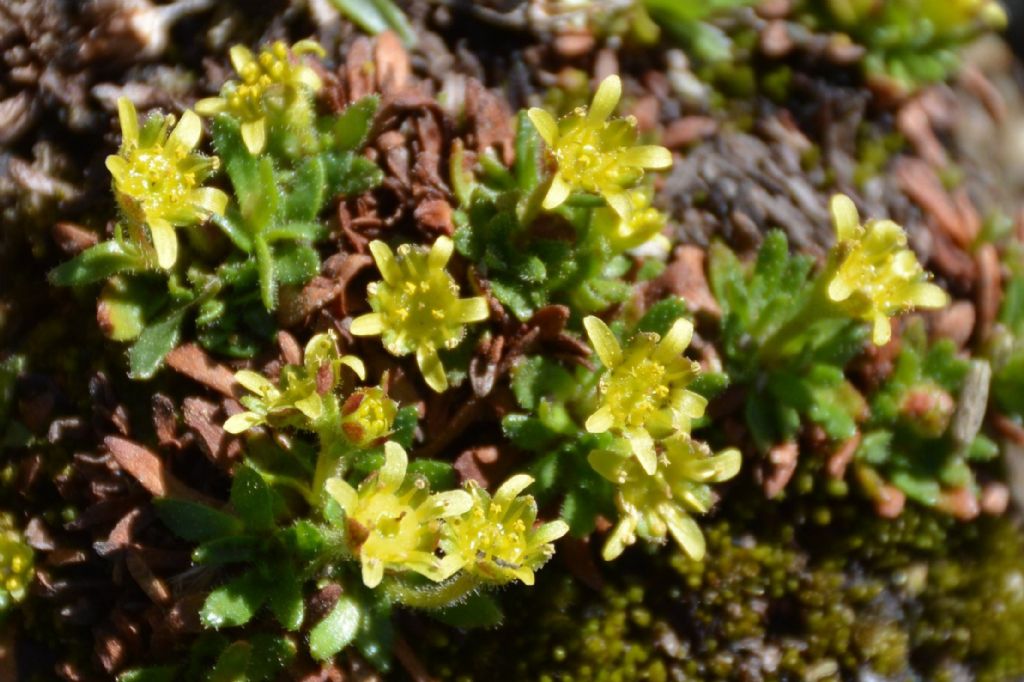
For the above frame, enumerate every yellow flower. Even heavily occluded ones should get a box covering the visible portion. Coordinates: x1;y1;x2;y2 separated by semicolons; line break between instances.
441;475;568;586
325;442;473;588
591;186;668;252
350;236;489;393
196;40;325;154
105;97;228;269
583;316;706;475
0;514;33;612
527;75;672;217
826;194;949;346
223;331;365;433
340;386;399;448
589;437;740;561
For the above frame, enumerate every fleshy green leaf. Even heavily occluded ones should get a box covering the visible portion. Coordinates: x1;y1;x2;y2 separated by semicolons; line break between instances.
282;156;327;222
309;595;361;661
265;562;305;631
333;96;379;151
201;570;268;629
154;499;242;542
230;465;274;531
328;0;417;46
128;303;189;380
50;241;145;287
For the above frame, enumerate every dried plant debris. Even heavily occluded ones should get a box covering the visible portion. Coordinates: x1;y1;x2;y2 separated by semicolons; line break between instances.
3;0;1024;680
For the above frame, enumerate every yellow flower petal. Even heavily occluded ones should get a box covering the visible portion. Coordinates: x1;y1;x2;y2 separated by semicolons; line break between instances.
192;187;229;217
350;313;384;337
619;145;673;170
830;193;861;242
229;44;256;76
527;107;559;146
604;187;632;218
380;442;409;490
417;345;448;393
450;297;489;324
105;155;129;183
655;318;693;362
149;219;178;269
326;477;359;512
585;405;615;434
624;428;657;475
368;240;402;285
235;369;274;394
583;316;622;368
223;411;264;434
339;355;367;381
588;75;622;124
543;174;572;210
117;97;139;147
240;119;267;155
493;474;534;510
530;520;570;547
195;97;226;116
428;235;455;271
168;109;202;151
602;516;637;560
661;503;705;560
908;281;950;309
872;314;892;346
422;490;474;518
362;558;385;588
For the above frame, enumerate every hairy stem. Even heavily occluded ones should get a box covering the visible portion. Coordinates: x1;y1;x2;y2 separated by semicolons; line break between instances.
383;572;479;609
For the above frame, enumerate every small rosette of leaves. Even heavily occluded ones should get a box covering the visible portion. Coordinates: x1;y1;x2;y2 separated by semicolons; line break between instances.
854;321;998;517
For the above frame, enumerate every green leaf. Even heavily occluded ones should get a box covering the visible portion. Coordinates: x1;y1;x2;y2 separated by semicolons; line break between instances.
503;414;558;450
273;242;321;286
254;237;277;310
407;459;457;490
210;212;254;252
323;152;384;199
515;110;543;193
154;499;242;542
192;535;260;566
265;563;304;631
328;0;417;47
282;156;327;222
248;635;297;681
50;241;144;287
432;593;504;628
128;303;189;380
201;570;268;629
118;667;179;682
277;520;326;563
309;595;361;661
636;297;689;336
390;406;419;448
231;465;274;531
333;95;379;151
208;641;251;682
263;221;327;243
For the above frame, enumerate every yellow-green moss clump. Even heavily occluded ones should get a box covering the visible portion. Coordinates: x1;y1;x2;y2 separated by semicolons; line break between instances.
414;496;1024;681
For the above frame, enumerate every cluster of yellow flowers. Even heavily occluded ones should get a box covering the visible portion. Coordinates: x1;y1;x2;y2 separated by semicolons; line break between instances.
527;75;673;251
825;194;949;346
0;515;33;613
326;443;568;589
196;40;325;155
582;315;740;561
351;236;490;393
107;98;227;269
